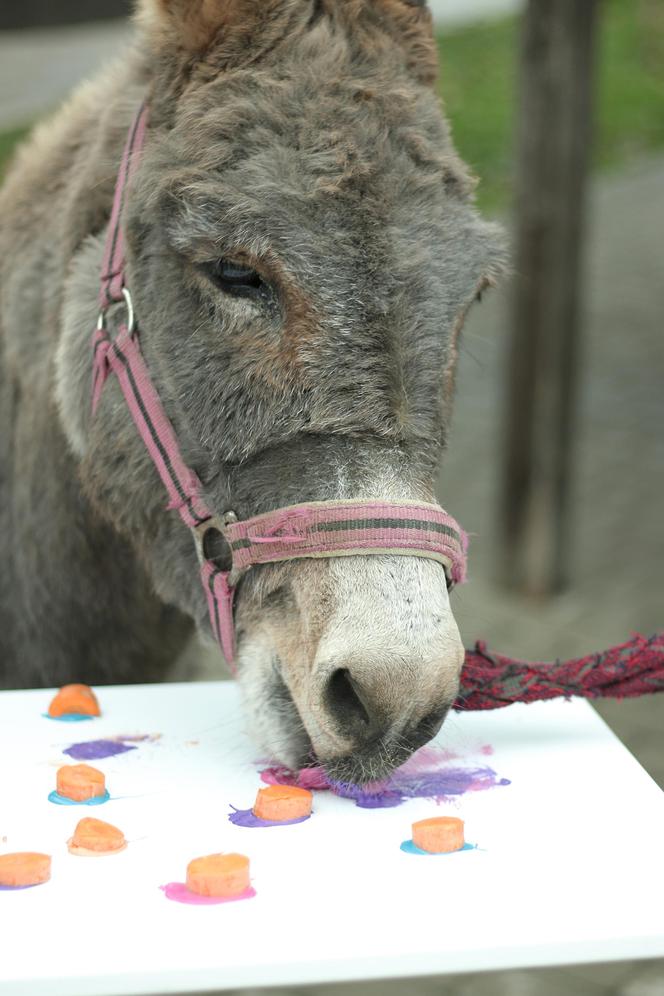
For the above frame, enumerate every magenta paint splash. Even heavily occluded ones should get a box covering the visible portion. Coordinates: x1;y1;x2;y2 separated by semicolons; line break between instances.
228;805;310;829
260;766;330;791
259;766;329;791
161;882;256;905
260;743;510;809
63;739;137;761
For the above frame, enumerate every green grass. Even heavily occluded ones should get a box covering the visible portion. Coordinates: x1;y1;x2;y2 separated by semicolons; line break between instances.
435;16;517;214
437;0;664;212
2;0;664;213
0;123;31;179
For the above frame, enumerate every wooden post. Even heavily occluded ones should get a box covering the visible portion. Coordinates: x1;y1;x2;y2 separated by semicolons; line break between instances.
499;0;599;595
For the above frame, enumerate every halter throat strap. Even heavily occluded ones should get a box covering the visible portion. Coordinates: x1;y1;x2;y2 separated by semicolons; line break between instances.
91;104;469;669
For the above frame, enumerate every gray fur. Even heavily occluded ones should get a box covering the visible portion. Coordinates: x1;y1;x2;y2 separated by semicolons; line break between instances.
0;0;506;779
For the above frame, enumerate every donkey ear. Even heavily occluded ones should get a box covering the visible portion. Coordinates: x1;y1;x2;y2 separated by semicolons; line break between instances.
373;0;437;86
137;0;292;54
137;0;243;52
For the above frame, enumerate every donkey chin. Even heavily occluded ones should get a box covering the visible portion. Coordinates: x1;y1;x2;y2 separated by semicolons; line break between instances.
234;553;464;785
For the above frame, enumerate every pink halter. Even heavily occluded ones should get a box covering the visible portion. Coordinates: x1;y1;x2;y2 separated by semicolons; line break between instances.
91;104;468;669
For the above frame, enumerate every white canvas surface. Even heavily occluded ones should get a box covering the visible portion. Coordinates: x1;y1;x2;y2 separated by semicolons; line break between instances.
0;682;663;996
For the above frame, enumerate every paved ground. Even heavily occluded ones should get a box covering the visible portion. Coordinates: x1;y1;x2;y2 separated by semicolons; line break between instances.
0;21;129;128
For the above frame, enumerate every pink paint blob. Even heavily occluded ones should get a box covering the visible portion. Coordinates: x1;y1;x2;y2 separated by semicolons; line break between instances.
480;744;494;756
161;882;256;905
260;766;329;791
405;745;460;766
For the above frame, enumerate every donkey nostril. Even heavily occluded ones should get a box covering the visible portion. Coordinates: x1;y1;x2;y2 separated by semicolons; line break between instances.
408;706;450;750
325;668;372;732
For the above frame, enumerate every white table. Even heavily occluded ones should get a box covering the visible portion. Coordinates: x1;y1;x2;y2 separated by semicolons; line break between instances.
0;682;662;996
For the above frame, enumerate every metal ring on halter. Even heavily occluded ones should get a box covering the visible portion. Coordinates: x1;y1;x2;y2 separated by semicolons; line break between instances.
96;287;136;334
192;511;239;571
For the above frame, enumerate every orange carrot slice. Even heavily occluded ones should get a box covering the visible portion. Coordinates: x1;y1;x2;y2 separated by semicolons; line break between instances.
67;817;126;855
186;853;250;897
412;816;465;853
56;764;106;802
48;683;100;718
253;784;313;822
0;852;51;887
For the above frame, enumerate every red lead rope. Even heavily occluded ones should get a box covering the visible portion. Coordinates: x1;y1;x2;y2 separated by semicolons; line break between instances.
455;632;664;711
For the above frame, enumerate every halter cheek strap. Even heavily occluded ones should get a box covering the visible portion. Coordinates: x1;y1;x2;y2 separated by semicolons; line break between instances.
91;103;469;670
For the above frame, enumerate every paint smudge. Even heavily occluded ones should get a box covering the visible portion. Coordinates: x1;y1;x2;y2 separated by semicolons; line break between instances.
411;745;460;765
261;743;510;809
67;840;127;857
48;790;110;807
260;766;330;792
0;883;46;891
480;744;494;756
110;734;161;744
43;713;94;723
161;882;256;906
228;805;310;829
400;839;477;856
63;740;137;761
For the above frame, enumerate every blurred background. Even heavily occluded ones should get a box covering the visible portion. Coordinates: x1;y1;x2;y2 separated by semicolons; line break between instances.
1;1;662;994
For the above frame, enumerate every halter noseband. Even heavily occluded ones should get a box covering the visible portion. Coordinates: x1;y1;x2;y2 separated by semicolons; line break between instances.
91;104;468;669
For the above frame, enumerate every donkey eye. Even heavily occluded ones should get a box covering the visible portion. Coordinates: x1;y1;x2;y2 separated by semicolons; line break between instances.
211;258;264;297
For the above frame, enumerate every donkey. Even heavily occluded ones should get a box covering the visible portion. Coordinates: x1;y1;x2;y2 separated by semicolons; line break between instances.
0;0;505;783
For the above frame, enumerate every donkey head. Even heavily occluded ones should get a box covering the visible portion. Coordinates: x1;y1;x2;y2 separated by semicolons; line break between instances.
60;0;506;782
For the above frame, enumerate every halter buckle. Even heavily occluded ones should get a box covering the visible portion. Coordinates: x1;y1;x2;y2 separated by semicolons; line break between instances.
192;512;238;572
96;287;135;335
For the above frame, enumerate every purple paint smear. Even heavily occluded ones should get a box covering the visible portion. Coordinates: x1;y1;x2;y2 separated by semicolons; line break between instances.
63;739;137;761
261;743;510;809
161;882;256;905
228;805;311;828
0;883;45;891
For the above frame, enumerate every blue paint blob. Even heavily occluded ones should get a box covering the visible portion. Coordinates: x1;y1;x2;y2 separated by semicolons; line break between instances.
42;713;94;723
400;839;476;856
63;740;137;761
48;790;111;807
228;806;310;828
